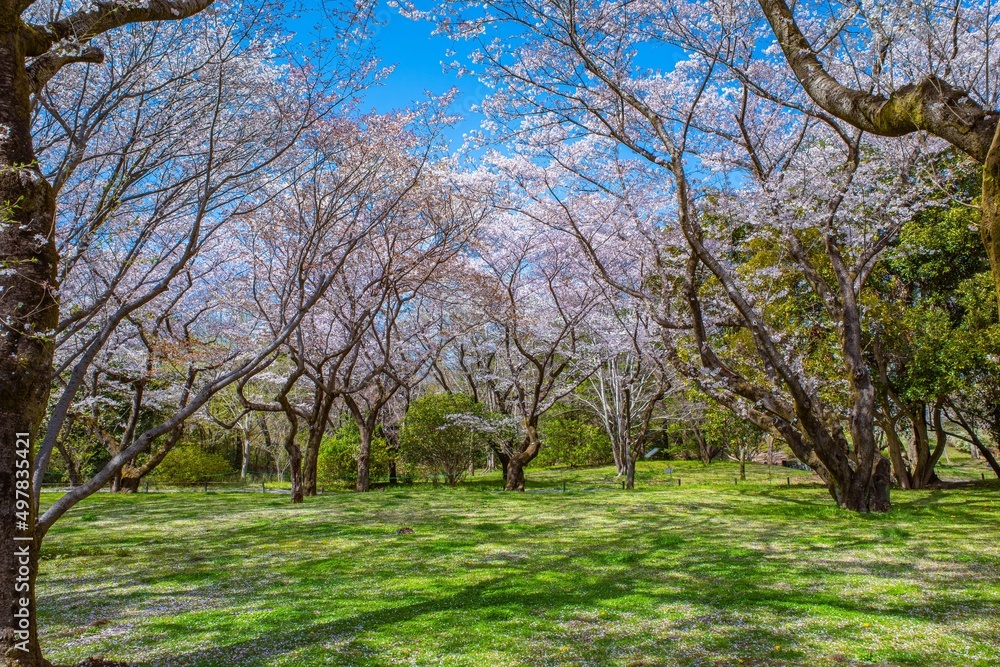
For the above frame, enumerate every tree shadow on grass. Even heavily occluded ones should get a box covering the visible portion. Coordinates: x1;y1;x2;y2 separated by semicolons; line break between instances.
39;489;1000;667
123;571;819;667
101;529;999;667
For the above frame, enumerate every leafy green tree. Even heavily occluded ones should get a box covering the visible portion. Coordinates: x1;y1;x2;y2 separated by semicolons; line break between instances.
400;393;484;486
869;190;1000;486
536;408;612;469
154;444;232;487
318;420;391;488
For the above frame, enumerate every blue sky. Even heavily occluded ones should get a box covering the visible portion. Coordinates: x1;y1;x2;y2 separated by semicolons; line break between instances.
297;1;487;146
291;1;687;150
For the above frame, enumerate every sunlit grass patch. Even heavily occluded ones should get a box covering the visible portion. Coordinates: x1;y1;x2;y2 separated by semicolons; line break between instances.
39;460;1000;666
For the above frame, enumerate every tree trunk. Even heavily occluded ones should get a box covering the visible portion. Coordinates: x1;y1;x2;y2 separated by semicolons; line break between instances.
949;404;1000;478
302;425;323;497
110;428;183;494
694;426;715;465
739;448;746;481
625;456;636;490
55;436;83;487
288;447;303;504
0;55;56;638
281;421;303;504
973;439;1000;478
495;447;510;481
118;469;142;493
611;436;625;475
881;417;913;489
0;428;44;667
841;456;892;512
982;117;1000;308
504;457;526;491
904;402;946;490
504;425;541;492
356;426;372;492
302;392;334;496
386;429;401;484
240;430;249;480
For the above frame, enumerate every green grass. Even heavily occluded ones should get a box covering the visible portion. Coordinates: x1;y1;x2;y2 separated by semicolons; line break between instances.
38;460;1000;667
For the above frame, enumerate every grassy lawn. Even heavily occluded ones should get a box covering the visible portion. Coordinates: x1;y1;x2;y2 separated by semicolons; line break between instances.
39;459;1000;667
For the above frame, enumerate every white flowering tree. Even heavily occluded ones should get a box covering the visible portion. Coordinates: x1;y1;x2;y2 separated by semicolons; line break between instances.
0;0;384;660
411;0;955;510
453;203;606;490
578;305;676;488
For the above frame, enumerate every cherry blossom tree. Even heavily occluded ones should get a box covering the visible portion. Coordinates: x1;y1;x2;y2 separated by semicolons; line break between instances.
1;1;382;660
0;3;227;662
413;0;952;510
452;205;605;490
321;184;472;492
578;306;675;488
752;0;1000;310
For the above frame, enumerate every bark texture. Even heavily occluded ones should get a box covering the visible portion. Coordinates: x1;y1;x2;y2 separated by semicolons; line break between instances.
0;23;57;667
503;423;541;492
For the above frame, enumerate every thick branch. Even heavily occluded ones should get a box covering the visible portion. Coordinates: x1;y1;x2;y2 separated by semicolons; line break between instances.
758;0;997;162
26;44;103;93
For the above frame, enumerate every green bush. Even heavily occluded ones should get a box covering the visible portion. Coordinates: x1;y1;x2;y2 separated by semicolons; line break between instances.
318;420;391;487
400;393;484;485
536;411;612;468
154;444;232;486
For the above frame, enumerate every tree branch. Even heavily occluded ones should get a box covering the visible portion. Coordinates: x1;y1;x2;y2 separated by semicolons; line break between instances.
757;0;997;162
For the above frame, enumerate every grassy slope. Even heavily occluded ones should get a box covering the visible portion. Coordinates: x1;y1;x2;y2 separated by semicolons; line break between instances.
39;459;1000;667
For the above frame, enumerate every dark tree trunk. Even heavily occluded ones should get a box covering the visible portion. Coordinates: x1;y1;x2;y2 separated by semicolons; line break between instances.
625;457;636;490
917;403;947;488
495;447;510;482
841;456;892;512
980;106;1000;307
302;392;334;497
386;428;400;484
118;471;142;493
112;428;183;494
55;436;83;487
974;439;1000;478
949;404;1000;478
504;457;526;491
0;428;43;667
302;426;323;496
693;426;719;465
504;426;541;492
279;419;303;503
881;416;913;489
288;447;303;504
